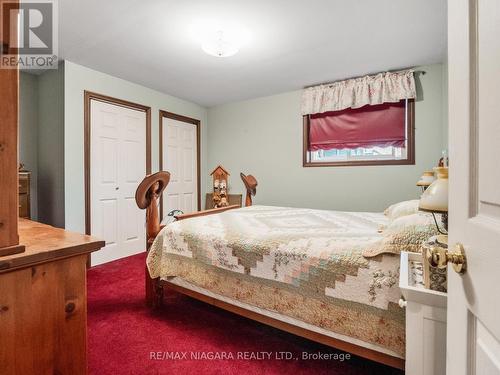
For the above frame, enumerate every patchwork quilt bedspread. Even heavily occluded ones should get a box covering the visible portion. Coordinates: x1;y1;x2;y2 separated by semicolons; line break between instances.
147;205;405;356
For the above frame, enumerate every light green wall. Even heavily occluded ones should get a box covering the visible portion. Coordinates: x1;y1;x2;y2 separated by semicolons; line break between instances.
19;69;65;225
63;60;208;233
37;65;65;227
19;72;39;220
207;64;447;212
21;60;448;229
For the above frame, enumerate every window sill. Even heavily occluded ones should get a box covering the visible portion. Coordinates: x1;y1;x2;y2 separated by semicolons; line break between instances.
303;158;416;168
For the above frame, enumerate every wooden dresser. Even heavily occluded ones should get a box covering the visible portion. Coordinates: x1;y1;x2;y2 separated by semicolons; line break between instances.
0;219;104;375
18;171;31;219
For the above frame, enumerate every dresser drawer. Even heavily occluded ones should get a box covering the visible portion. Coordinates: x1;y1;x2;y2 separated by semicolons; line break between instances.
19;176;29;194
19;194;29;218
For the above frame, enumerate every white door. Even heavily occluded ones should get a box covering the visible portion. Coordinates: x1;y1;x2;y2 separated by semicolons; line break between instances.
161;117;198;216
447;0;500;374
90;100;147;266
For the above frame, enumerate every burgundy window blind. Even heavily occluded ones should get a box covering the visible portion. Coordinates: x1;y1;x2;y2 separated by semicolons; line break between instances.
308;100;406;152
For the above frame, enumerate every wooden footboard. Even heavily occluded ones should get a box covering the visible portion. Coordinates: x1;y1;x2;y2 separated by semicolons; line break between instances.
148;205;239;307
175;204;240;221
135;172;247;308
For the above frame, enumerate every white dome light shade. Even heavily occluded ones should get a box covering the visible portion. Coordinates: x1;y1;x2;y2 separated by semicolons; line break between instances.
201;30;239;57
191;21;251;58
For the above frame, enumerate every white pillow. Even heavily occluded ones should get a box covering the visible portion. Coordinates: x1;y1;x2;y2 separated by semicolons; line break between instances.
386;212;438;231
384;200;420;221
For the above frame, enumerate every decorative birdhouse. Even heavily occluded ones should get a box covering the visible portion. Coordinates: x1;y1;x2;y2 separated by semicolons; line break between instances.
210;165;230;208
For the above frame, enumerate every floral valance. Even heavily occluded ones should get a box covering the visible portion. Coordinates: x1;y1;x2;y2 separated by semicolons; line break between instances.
301;69;416;115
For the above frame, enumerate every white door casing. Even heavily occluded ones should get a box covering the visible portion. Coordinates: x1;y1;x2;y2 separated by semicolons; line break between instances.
447;0;500;374
90;100;147;266
161;116;198;217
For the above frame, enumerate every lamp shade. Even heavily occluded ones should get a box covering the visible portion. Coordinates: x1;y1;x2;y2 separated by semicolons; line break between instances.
417;171;435;187
419;167;448;213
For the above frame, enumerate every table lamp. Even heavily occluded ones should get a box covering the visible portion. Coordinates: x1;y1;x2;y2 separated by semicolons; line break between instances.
419;166;448;236
416;171;435;192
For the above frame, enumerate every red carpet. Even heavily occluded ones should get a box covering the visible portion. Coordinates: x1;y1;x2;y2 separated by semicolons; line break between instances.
87;253;403;375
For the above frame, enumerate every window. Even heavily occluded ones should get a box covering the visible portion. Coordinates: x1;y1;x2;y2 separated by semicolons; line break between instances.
303;99;414;167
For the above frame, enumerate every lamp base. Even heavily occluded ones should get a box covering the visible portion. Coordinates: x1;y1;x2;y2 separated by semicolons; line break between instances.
441;213;448;232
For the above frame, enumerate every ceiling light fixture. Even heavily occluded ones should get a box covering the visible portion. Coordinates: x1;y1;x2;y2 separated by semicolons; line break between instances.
201;30;239;58
191;21;250;58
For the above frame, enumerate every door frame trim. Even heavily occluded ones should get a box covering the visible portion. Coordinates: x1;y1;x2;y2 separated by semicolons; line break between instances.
159;110;201;220
84;91;152;236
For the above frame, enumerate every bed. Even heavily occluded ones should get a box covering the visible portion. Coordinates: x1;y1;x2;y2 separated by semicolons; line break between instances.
136;172;434;370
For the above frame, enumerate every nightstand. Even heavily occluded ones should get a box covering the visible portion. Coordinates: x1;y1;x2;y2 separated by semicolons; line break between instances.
19;171;31;219
399;251;447;375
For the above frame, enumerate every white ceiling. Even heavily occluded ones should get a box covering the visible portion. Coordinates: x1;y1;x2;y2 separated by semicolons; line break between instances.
59;0;447;107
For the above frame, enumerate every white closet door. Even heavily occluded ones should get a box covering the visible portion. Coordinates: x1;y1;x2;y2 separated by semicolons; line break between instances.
90;100;146;266
162;118;197;216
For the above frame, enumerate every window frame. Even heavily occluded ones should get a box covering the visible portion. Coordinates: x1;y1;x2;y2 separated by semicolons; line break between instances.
302;99;415;167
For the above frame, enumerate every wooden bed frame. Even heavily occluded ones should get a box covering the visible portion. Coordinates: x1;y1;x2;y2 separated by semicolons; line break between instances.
137;173;404;370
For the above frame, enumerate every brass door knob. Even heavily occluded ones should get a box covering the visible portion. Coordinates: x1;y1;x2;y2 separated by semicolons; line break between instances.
426;243;467;274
